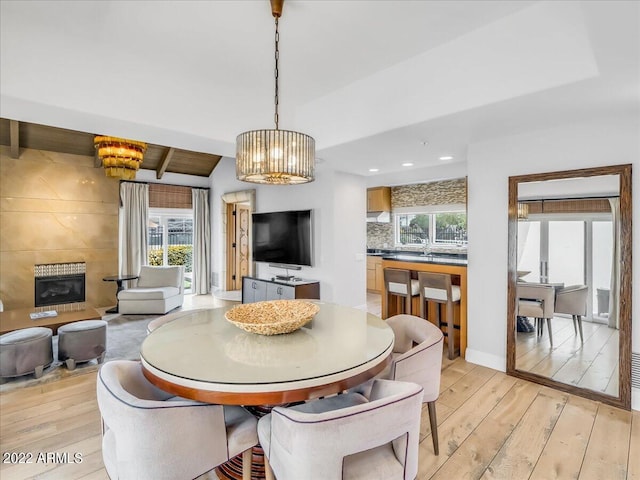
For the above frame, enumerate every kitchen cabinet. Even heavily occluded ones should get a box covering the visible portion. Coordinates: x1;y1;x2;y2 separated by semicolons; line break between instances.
366;256;383;293
367;187;391;213
242;276;320;304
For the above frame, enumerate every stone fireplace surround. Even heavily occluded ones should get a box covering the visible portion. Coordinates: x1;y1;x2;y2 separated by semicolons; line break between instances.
0;146;120;310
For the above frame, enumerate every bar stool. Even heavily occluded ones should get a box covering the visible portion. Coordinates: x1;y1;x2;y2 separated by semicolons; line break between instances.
383;268;419;318
418;272;461;359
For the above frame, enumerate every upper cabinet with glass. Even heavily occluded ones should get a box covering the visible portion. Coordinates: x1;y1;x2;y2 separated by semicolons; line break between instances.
507;165;632;410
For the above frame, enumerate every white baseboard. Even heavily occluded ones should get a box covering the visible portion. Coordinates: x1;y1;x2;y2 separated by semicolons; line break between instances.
464;348;506;372
633;387;640;412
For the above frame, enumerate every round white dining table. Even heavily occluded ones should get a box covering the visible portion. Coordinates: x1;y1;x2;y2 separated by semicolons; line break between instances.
140;301;394;405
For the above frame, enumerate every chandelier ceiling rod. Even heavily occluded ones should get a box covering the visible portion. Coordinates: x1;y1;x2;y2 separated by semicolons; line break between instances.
273;1;280;130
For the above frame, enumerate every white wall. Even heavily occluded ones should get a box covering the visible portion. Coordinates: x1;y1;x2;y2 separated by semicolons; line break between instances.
465;113;639;408
209;157;367;307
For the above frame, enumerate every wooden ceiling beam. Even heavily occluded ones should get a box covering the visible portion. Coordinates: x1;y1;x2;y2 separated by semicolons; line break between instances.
156;147;175;179
9;120;19;158
94;149;102;168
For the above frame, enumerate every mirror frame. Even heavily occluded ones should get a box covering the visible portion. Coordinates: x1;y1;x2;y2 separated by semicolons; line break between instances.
507;164;632;410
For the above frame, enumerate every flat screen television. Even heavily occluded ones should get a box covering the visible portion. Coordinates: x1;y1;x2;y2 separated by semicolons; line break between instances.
252;209;312;267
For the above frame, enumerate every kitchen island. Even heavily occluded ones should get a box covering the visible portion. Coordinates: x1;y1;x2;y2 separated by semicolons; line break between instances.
380;253;468;357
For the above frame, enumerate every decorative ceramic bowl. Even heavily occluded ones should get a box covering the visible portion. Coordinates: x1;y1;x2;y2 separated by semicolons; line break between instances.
225;300;320;335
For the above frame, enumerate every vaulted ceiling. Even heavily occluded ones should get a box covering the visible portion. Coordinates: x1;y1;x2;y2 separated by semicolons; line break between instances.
1;1;638;180
0;118;222;178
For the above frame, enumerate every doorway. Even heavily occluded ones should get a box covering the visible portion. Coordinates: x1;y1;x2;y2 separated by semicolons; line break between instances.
226;202;251;291
221;189;256;291
517;215;612;322
148;209;193;294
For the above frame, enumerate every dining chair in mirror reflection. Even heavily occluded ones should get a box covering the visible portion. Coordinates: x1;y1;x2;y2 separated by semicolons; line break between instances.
507;164;632;411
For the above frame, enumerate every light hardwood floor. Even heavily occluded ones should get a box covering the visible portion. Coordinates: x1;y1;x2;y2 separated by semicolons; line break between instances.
516;315;619;395
1;294;638;479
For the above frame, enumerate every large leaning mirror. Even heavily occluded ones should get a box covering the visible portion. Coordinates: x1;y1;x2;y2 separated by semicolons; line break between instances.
507;164;632;410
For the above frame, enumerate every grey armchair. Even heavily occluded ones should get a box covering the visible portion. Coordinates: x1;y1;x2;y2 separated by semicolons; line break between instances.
258;379;423;480
555;285;589;343
517;283;556;347
97;360;258;480
350;314;443;454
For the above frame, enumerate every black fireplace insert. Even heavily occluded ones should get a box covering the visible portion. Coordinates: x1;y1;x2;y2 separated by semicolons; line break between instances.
35;274;86;307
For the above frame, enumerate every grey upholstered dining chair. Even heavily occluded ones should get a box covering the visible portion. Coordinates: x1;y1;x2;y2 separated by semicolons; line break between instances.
258;379;423;480
554;285;589;343
384;314;444;455
517;283;556;347
97;360;258;480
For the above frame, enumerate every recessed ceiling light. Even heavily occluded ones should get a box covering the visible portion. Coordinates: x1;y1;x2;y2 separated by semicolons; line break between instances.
402;162;414;167
439;156;453;161
369;168;379;173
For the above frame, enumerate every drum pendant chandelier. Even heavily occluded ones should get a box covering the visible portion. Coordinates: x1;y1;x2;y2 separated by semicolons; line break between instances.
236;0;315;185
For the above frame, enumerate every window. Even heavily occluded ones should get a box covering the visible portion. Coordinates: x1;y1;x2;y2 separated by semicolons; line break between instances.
395;211;467;246
148;209;193;293
517;214;613;322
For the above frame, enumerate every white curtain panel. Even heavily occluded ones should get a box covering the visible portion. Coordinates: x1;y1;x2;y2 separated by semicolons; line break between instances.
119;182;149;277
608;197;620;330
192;188;211;294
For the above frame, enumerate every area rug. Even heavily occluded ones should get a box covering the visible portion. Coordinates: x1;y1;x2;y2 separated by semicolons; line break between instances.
0;314;159;393
213;289;242;302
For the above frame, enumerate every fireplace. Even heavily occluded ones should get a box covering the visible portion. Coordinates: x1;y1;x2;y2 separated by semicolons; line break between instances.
34;263;86;308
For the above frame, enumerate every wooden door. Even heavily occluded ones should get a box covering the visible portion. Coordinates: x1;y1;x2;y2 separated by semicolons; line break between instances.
234;204;251;290
226;203;251;291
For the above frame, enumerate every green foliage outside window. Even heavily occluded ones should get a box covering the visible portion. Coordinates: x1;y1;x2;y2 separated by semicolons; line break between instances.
148;246;193;272
435;213;466;231
148;249;163;266
409;214;429;231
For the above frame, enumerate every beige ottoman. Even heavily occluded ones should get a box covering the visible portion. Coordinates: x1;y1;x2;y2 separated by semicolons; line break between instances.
58;320;107;370
0;327;54;380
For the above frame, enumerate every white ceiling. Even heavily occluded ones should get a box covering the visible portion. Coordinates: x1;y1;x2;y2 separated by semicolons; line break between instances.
1;0;638;180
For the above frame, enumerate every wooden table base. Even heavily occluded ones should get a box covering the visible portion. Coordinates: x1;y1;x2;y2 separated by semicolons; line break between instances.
215;405;286;480
216;446;268;480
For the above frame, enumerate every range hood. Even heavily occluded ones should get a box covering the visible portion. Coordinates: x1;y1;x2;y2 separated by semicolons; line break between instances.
366;211;390;223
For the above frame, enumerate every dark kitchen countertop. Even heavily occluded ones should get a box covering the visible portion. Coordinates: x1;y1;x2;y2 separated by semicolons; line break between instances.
382;254;468;266
367;249;467;266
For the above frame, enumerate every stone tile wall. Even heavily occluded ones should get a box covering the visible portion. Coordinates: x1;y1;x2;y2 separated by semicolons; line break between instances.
366;221;394;249
0;146;120;309
367;178;467;252
392;178;466;208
